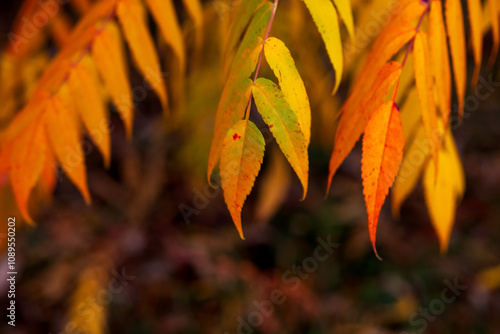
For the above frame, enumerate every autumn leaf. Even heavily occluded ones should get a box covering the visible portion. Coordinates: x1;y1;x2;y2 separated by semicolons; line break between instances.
220;120;265;239
207;38;262;183
117;0;168;111
264;37;311;144
487;0;499;64
392;125;429;218
225;0;265;60
428;0;451;127
423;129;465;252
467;0;482;87
361;101;404;258
44;85;91;205
332;0;354;39
413;31;439;176
92;21;133;137
445;0;466;116
144;0;185;72
302;0;343;93
327;61;402;193
9;120;48;224
255;147;291;223
252;77;309;199
67;55;111;167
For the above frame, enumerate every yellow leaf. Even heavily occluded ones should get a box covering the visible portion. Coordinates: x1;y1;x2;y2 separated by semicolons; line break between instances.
117;0;168;111
327;61;402;193
67;55;111;167
392;125;428;218
332;0;355;39
413;31;439;176
428;0;452;127
9;121;47;223
220;120;265;239
467;0;482;87
400;88;421;142
423;129;464;252
255;147;291;223
303;0;343;93
252;78;309;199
264;37;311;145
445;0;466;117
144;0;185;72
92;22;133;137
362;101;404;258
44;85;90;204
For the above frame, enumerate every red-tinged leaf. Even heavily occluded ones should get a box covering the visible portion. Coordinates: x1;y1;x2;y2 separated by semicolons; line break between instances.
92;21;133;137
117;0;168;110
413;31;439;176
467;0;482;87
428;0;452;127
327;62;402;193
220;120;265;239
67;56;111;167
44;86;90;204
362;101;404;258
207;39;262;183
9;121;47;223
252;78;309;199
445;0;466;117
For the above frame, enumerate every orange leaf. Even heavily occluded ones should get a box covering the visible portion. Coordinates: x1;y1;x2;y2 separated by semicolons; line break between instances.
488;0;499;64
144;0;185;72
67;56;111;167
117;0;168;110
445;0;466;117
220;120;265;239
467;0;482;87
327;61;402;193
343;0;424;114
92;21;133;137
44;86;90;204
428;0;452;127
413;31;439;176
362;101;404;258
9;121;48;223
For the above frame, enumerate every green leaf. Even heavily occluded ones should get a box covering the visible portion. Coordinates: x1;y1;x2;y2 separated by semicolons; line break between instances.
264;37;311;145
252;78;309;198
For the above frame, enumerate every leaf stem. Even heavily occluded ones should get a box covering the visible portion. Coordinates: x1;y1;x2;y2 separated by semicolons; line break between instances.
244;0;279;120
392;3;430;103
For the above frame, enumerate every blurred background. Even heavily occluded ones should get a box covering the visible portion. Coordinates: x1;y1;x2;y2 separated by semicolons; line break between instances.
1;0;500;333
